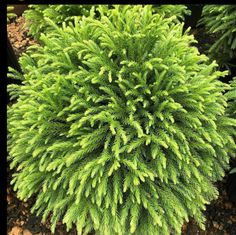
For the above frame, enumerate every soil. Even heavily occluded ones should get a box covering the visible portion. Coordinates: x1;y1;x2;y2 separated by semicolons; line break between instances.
7;16;37;59
7;15;236;235
184;176;236;235
190;27;213;56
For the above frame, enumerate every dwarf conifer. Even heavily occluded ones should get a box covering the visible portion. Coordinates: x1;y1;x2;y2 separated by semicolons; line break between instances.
8;5;236;235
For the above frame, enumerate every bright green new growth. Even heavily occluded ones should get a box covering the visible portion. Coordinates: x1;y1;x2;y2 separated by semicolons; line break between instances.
8;5;236;235
198;5;236;68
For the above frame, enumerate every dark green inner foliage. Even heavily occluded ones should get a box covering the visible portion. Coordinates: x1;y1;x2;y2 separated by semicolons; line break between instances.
199;5;236;68
8;5;236;235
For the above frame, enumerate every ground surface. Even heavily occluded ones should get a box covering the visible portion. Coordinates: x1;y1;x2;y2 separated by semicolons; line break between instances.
7;15;236;235
7;16;37;59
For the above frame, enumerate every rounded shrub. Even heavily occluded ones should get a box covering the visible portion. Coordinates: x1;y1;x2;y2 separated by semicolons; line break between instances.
8;5;236;235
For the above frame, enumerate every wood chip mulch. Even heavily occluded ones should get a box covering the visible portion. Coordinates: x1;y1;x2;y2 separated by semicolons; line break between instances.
7;16;37;59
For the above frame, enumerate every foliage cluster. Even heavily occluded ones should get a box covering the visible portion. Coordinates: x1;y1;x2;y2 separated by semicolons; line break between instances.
199;5;236;68
23;5;94;39
153;4;190;22
23;4;190;40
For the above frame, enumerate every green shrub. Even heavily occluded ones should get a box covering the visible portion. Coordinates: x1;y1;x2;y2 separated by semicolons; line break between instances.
198;5;236;69
8;5;236;235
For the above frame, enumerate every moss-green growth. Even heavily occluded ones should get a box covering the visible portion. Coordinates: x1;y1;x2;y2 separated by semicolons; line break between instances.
8;5;236;235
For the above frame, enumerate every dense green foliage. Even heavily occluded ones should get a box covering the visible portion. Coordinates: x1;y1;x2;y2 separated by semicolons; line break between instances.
8;5;236;235
23;4;189;40
153;4;190;22
198;5;236;68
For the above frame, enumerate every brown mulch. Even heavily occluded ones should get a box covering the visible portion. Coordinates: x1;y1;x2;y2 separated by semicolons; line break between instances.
7;15;236;235
7;16;37;59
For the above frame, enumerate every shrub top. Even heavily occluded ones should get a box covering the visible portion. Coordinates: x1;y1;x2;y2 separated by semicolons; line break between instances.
23;4;189;40
8;5;236;235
